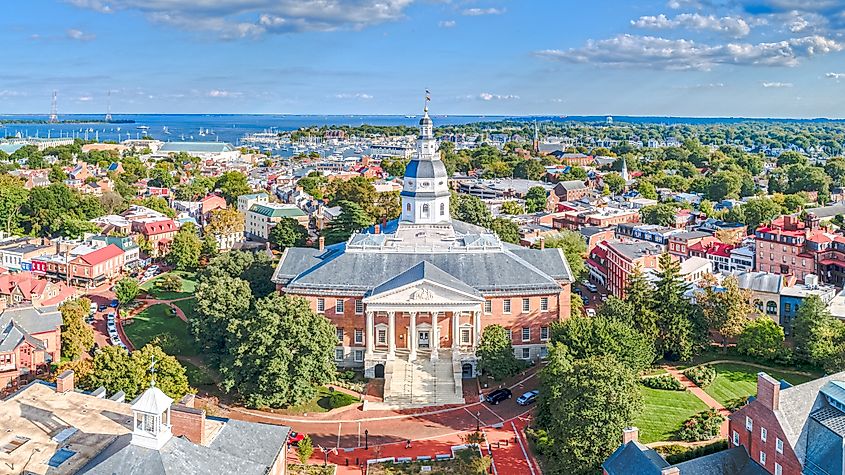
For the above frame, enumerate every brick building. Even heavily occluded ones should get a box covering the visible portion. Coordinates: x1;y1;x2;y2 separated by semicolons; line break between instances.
0;372;290;474
755;213;838;283
134;219;178;258
729;371;845;475
0;306;62;388
33;244;125;288
549;180;590;206
273;106;572;409
604;240;662;298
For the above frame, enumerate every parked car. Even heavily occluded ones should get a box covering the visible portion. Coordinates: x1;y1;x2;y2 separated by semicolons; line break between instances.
586;308;597;317
288;432;305;446
485;388;513;405
516;390;539;406
89;303;98;314
99;304;107;312
110;299;119;308
582;296;589;305
584;282;598;293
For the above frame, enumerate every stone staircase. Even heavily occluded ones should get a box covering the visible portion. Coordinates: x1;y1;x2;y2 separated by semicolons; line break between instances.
364;349;465;410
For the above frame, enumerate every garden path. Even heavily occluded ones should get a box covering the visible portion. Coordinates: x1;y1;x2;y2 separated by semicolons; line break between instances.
664;366;730;438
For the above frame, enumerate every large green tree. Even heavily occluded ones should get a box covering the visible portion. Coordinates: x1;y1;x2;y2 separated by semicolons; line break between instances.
215;171;252;204
452;193;493;227
697;275;757;347
737;318;785;361
219;294;336;408
639;203;679;227
114;277;140;305
85;344;190;400
323;201;374;245
539;353;642;475
524;186;548;213
551;315;655;373
793;295;845;371
269;216;308;250
167;222;202;270
0;175;28;234
542;230;587;281
653;253;701;360
60;298;95;359
477;324;523;380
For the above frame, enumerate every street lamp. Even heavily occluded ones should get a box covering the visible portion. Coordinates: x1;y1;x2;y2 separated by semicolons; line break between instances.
476;411;481;432
364;429;369;450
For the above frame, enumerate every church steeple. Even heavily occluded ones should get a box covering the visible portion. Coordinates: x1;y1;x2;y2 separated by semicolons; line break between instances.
400;91;451;224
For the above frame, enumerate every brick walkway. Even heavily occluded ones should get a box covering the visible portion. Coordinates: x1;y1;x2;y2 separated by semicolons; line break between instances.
664;366;730;438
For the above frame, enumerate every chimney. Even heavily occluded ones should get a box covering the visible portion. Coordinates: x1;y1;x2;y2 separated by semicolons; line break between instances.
56;370;74;393
170;405;207;445
661;468;680;475
318;236;325;251
539;237;545;250
622;427;638;445
756;372;780;411
374;224;381;235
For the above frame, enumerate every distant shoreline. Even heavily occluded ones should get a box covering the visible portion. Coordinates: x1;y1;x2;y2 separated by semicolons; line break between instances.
0;119;135;125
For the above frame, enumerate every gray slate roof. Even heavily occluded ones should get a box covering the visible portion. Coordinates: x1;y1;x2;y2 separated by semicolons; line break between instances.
602;441;667;475
0;306;63;335
735;271;784;294
79;419;289;475
673;447;768;475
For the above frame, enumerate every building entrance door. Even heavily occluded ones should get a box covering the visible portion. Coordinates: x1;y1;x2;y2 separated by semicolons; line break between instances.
418;331;430;349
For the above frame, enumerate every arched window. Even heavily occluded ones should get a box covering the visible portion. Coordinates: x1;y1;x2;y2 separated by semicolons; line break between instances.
766;301;777;315
406;203;411;212
754;300;763;312
422;204;430;218
440;203;445;216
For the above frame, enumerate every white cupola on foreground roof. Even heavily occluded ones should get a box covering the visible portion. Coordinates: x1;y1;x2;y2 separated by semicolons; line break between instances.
130;359;174;450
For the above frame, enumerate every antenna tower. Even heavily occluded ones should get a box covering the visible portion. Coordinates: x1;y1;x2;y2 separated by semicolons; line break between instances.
49;91;58;123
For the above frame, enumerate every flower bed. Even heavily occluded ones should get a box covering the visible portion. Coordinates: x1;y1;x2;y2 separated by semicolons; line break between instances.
683;365;716;388
678;409;724;442
642;374;684;391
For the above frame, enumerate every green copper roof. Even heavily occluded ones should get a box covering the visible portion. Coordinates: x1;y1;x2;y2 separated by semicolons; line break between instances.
249;203;306;218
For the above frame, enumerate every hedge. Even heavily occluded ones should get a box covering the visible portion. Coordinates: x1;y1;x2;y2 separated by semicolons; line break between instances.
642;374;685;391
683;365;716;388
678;409;724;442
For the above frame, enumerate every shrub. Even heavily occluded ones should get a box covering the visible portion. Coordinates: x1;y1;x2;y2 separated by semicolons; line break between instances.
658;439;729;464
642;374;684;391
297;435;313;464
328;390;357;409
678;409;724;442
683;365;716;387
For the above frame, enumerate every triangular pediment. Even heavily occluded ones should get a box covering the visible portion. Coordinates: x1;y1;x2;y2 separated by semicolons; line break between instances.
364;279;484;306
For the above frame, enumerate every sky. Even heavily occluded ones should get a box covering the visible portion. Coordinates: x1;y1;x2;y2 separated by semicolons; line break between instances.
4;0;845;117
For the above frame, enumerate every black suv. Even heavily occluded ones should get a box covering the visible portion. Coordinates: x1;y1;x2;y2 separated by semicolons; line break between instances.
485;388;513;405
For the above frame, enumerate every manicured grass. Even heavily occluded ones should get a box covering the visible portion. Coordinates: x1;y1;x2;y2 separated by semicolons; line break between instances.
174;298;198;321
633;386;710;444
273;387;359;415
123;304;199;356
703;362;817;408
140;271;197;300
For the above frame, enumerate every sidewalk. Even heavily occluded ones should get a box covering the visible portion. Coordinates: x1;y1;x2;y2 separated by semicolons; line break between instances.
664;366;730;437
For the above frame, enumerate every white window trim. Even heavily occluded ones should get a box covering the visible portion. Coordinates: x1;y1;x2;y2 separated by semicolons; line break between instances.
354;329;364;345
732;431;739;446
761;427;767;443
503;299;511;314
334;348;344;361
353;350;364;363
540;297;549;312
484;300;492;314
521;347;531;359
317;298;325;313
774;463;782;475
776;438;783;454
522;298;530;313
336;328;344;342
540;326;549;341
746;416;753;431
355;299;364;314
375;324;388;345
759;451;766;466
335;299;344;313
459;324;473;345
522;327;530;342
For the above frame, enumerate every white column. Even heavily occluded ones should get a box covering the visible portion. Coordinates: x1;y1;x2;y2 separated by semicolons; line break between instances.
452;312;460;351
431;312;439;360
387;311;396;358
473;310;482;349
409;312;417;361
365;311;374;357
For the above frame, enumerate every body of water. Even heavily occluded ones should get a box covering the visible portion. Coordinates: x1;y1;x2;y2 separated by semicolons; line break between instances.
2;113;843;146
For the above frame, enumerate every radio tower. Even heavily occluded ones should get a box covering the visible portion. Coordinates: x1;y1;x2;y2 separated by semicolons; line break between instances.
104;90;112;122
49;90;58;123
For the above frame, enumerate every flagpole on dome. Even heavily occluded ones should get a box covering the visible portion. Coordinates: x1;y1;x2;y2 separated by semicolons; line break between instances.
424;89;431;113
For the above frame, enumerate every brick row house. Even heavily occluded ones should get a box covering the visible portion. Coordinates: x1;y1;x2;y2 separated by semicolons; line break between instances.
0;306;62;389
133;219;178;258
729;371;845;475
272;108;573;409
755;213;842;284
32;244;125;288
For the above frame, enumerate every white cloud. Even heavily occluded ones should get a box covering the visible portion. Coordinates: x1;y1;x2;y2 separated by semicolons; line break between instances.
674;82;726;89
66;28;96;41
438;20;456;28
64;0;416;37
477;92;519;101
762;81;793;88
207;89;242;98
536;34;842;70
77;95;94;101
462;8;505;16
333;92;374;99
632;13;751;37
826;72;845;79
0;90;25;98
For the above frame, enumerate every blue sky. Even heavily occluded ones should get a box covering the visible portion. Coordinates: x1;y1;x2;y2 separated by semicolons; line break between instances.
4;0;845;117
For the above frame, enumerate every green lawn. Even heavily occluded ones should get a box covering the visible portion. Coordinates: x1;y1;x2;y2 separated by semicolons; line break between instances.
633;386;710;444
272;387;359;415
140;271;197;300
703;362;817;408
123;303;199;356
174;298;198;321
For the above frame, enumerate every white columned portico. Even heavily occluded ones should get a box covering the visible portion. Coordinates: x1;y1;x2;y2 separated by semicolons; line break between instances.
409;311;417;361
431;313;440;360
365;311;375;357
387;311;396;358
451;312;460;351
